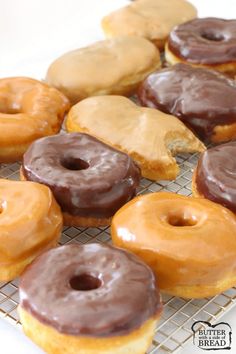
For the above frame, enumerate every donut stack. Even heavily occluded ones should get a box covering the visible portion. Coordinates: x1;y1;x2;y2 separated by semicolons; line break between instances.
1;1;236;353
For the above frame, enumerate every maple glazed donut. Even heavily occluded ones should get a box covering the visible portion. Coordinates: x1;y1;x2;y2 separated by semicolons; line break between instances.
111;192;236;298
66;95;205;181
166;18;236;74
138;64;236;143
0;77;70;163
102;0;197;50
21;133;141;227
46;36;160;104
0;179;62;282
193;142;236;213
18;243;162;354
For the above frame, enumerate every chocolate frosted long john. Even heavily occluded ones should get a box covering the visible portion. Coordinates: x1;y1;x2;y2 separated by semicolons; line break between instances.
138;64;236;140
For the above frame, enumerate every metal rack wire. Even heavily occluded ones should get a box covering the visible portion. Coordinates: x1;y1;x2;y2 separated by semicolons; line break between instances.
0;153;236;353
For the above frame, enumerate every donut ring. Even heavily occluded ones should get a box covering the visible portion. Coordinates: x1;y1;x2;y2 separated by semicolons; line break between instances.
192;141;236;213
0;179;62;281
166;18;236;75
19;243;162;354
21;133;141;227
111;192;236;298
0;77;70;162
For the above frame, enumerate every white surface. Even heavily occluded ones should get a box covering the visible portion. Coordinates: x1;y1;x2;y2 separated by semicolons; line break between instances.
0;0;236;353
0;320;43;354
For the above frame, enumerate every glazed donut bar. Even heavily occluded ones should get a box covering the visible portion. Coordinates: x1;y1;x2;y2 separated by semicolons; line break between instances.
46;36;160;103
166;18;236;75
66;95;205;180
102;0;197;50
0;77;69;163
0;179;62;281
111;192;236;299
18;243;162;354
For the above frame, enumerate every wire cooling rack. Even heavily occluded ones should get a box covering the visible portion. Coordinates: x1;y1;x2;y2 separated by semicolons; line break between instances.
0;153;236;354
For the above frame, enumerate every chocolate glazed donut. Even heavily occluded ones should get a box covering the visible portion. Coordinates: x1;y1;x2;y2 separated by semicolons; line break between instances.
138;64;236;142
19;243;162;337
194;141;236;213
22;133;141;226
167;18;236;65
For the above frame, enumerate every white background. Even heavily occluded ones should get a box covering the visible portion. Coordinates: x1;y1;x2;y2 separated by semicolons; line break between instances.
0;0;236;78
0;1;236;353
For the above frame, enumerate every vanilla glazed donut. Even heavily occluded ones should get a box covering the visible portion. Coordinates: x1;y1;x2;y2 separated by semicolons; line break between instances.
0;77;70;163
166;18;236;75
0;179;62;281
21;133;141;227
18;243;163;354
111;192;236;298
192;141;236;213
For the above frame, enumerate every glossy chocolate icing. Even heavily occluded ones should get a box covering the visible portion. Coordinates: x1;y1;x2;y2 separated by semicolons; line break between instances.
196;141;236;212
22;133;140;218
138;63;236;139
19;243;162;336
168;18;236;64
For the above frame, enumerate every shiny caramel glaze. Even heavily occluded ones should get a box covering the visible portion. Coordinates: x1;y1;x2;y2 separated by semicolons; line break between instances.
0;179;62;278
138;64;236;142
22;133;141;219
102;0;197;50
111;192;236;298
66;96;205;181
46;36;160;104
0;77;70;162
19;243;162;336
168;18;236;65
195;142;236;212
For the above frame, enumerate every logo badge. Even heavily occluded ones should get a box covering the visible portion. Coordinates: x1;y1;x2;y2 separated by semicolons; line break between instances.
192;321;232;350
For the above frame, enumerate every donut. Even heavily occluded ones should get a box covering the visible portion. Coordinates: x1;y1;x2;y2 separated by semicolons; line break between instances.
102;0;197;50
166;18;236;75
18;243;162;354
0;77;69;163
111;192;236;298
21;132;141;227
0;179;62;282
46;36;160;104
138;64;236;143
192;142;236;213
66;95;205;181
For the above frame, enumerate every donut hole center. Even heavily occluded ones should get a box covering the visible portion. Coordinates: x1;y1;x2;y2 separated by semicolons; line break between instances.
61;157;89;171
70;274;101;291
201;32;225;42
168;214;198;227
